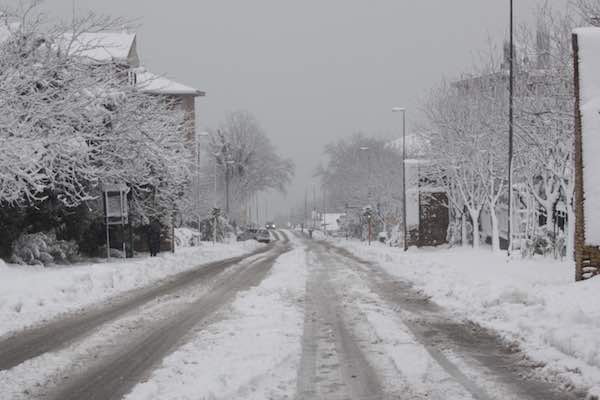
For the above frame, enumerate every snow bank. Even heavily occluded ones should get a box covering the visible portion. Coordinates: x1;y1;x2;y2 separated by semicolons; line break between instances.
0;241;263;337
335;240;600;395
124;245;307;400
174;227;201;248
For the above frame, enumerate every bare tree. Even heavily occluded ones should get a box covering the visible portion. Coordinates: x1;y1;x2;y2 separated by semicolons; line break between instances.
317;134;404;239
208;111;294;221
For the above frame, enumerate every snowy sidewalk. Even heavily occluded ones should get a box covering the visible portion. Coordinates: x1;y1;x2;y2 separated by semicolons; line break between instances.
0;240;263;337
333;240;600;396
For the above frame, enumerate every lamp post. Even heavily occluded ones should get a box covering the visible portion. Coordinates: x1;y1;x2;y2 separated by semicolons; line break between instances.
195;131;210;231
360;146;371;199
507;0;515;257
359;146;372;244
210;151;222;245
225;158;235;216
393;107;408;251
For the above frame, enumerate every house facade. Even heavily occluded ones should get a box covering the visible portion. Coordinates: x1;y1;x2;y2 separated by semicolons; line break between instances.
68;31;205;141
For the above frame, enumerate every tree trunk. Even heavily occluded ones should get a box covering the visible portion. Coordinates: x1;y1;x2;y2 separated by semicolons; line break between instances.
469;209;481;248
461;211;468;247
489;203;500;253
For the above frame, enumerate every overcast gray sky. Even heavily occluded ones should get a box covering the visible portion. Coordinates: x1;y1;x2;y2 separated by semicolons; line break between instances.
45;0;570;219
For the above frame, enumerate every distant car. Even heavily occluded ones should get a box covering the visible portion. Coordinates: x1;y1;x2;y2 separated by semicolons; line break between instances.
255;229;272;243
237;228;257;241
266;222;276;229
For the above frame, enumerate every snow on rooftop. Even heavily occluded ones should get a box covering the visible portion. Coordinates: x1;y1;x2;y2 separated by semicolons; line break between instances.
134;67;204;97
63;31;136;64
386;134;430;158
575;27;600;245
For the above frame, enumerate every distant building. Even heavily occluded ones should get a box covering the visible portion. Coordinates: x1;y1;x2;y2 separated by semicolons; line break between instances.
387;135;449;247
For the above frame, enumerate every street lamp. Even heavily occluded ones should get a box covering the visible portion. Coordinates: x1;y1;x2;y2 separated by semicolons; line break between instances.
359;146;371;198
359;146;373;244
393;107;408;251
508;0;515;256
225;158;235;216
195;131;210;231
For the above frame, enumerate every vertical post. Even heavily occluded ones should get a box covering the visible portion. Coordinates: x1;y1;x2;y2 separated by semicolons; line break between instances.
171;213;175;253
197;135;202;231
312;184;316;230
573;33;585;281
128;218;134;258
121;191;126;259
402;109;408;251
105;191;110;260
213;209;217;244
213;155;218;209
304;189;308;232
225;164;230;216
507;0;515;257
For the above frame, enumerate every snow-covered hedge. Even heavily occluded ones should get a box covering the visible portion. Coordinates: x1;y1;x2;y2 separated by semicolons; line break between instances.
11;232;78;266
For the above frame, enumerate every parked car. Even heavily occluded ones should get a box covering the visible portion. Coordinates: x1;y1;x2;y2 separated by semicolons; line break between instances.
237;228;258;241
255;229;272;243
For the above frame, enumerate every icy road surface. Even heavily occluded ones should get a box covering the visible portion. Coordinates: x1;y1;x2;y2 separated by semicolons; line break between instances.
0;230;586;399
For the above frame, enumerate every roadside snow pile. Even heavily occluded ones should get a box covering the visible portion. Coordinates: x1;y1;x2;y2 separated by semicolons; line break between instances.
174;227;202;248
0;240;263;337
124;246;308;400
335;240;600;395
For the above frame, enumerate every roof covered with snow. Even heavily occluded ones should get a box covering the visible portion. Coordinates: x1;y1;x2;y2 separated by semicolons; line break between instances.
385;133;430;158
62;32;137;65
134;67;205;97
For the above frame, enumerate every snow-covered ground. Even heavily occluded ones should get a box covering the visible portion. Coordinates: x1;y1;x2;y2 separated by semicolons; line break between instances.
124;240;308;400
0;239;263;337
333;239;600;395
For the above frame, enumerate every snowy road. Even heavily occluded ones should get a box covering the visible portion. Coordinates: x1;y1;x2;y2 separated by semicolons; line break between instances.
0;231;587;399
305;239;584;400
0;243;274;372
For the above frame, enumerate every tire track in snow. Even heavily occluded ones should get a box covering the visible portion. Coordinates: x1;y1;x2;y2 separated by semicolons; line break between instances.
0;243;274;372
322;241;585;400
296;242;386;400
45;237;293;400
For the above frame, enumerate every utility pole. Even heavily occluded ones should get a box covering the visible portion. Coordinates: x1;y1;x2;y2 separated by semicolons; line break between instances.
508;0;515;257
393;107;408;251
312;184;316;230
402;109;408;251
264;200;268;225
304;188;308;232
225;164;230;216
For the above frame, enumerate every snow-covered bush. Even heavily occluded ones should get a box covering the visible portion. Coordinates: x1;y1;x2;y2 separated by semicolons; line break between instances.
522;228;566;259
11;232;78;266
97;245;126;259
175;228;202;248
